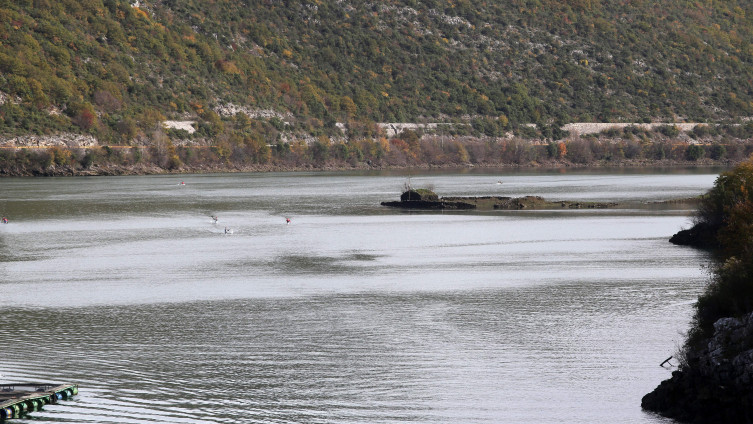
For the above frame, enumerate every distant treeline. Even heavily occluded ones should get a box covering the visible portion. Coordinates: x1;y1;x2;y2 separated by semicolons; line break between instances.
2;128;752;176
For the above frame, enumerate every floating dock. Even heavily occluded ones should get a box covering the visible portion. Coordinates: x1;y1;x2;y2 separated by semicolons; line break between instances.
0;383;77;420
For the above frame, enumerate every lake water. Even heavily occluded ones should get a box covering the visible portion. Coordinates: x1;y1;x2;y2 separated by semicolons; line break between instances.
0;168;720;423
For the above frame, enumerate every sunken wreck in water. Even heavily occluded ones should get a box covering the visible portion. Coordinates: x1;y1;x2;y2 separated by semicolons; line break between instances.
380;189;618;210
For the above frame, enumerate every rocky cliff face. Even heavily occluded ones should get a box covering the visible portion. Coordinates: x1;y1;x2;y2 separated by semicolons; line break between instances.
0;134;99;148
700;313;753;388
642;311;753;423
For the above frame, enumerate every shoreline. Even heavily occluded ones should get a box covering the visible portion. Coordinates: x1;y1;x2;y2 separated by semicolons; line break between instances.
0;158;736;178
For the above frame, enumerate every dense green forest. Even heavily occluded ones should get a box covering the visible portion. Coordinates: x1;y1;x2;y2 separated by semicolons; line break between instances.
2;0;753;138
1;0;753;174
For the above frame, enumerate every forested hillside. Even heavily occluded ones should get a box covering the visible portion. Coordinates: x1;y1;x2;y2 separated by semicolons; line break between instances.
2;0;753;145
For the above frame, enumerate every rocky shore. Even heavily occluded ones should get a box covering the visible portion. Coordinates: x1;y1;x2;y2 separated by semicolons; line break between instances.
641;312;753;423
643;159;753;424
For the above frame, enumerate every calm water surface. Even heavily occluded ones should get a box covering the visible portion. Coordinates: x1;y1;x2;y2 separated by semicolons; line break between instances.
0;168;719;423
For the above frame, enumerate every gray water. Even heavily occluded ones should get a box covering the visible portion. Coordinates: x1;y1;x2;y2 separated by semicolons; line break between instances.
0;168;719;423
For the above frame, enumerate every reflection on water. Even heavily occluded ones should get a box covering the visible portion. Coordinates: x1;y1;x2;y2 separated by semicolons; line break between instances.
0;170;716;423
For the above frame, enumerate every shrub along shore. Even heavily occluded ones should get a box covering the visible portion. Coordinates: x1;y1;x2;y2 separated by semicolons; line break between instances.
642;158;753;423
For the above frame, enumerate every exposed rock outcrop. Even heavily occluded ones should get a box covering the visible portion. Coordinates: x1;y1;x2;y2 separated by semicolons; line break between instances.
213;103;292;122
562;122;704;136
642;312;753;423
0;134;98;148
162;120;196;134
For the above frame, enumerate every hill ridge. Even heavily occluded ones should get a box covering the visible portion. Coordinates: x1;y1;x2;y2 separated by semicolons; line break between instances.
2;1;753;137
